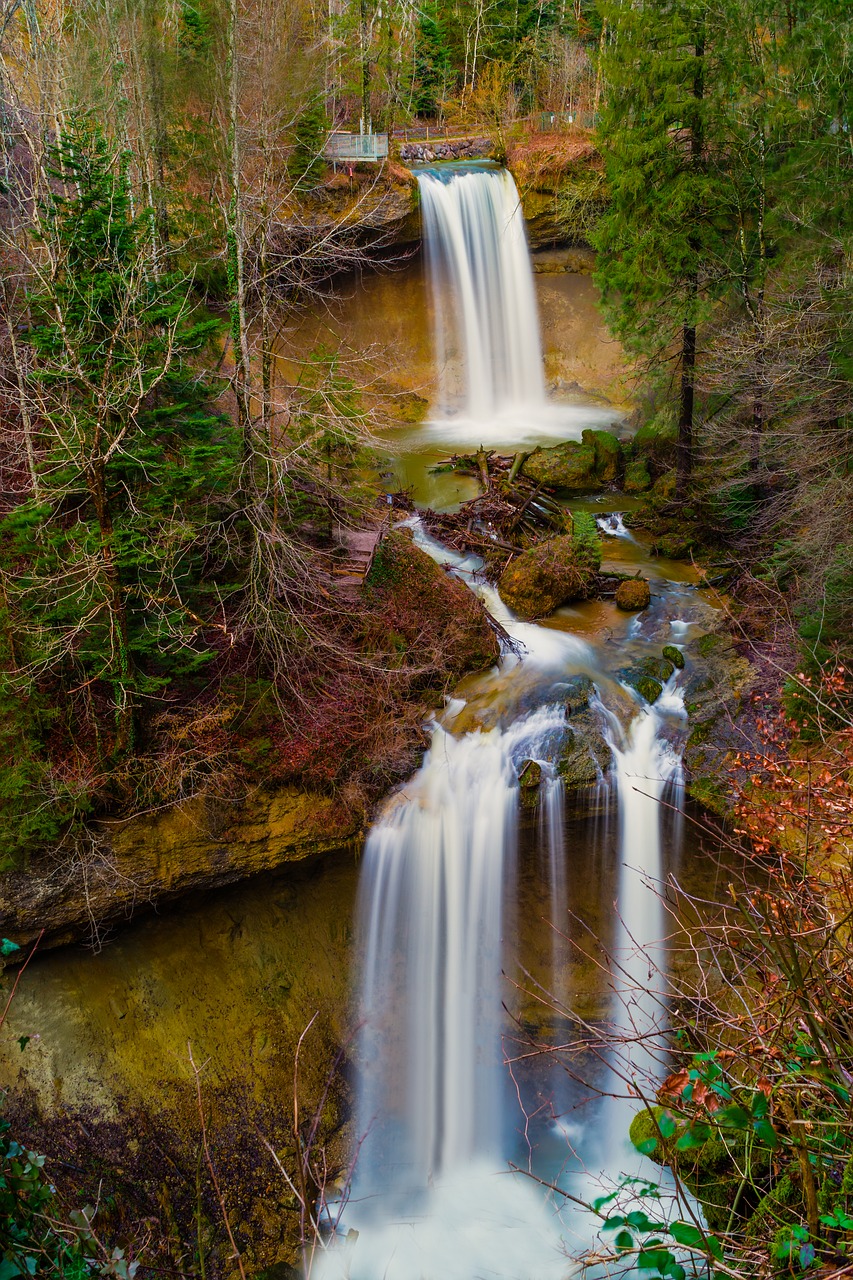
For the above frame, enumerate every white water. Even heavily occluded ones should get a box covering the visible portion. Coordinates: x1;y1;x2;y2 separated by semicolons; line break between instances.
599;684;686;1170
320;711;574;1280
419;167;544;422
415;166;619;450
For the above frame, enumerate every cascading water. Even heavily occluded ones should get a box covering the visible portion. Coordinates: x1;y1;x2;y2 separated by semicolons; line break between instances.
598;686;686;1170
411;166;618;454
318;167;698;1280
321;708;576;1280
418;167;544;422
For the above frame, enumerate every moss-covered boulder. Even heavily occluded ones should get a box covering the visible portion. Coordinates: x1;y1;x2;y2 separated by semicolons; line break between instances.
642;655;675;682
652;533;695;560
498;533;598;619
582;428;622;484
662;644;685;669
633;408;678;465
652;469;677;501
624;456;652;493
521;439;598;490
369;530;500;675
615;577;651;610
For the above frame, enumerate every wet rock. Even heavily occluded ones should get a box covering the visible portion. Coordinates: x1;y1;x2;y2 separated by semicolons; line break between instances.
519;759;542;789
521;439;598;490
652;533;695;559
0;788;363;956
564;674;594;716
498;533;597;620
582;427;622;485
615;577;651;610
519;758;542;807
662;644;685;669
624;456;652;493
642;655;675;682
557;711;609;788
632;675;663;704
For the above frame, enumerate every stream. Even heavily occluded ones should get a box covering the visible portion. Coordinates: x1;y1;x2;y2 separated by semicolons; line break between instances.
0;164;734;1279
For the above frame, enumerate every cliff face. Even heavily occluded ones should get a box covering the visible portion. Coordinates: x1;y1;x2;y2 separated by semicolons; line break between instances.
0;786;362;955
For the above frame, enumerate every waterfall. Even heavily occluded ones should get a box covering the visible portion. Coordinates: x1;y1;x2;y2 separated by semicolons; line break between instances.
320;709;572;1280
599;686;686;1170
418;167;545;422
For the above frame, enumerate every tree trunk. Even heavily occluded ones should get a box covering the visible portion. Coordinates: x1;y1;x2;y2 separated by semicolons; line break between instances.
676;321;695;500
86;461;134;755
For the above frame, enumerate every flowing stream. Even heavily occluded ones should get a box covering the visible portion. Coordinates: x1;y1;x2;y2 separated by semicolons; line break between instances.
318;167;700;1279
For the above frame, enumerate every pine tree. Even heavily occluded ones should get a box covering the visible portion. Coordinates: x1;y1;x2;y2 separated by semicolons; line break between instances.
593;0;726;498
0;116;238;857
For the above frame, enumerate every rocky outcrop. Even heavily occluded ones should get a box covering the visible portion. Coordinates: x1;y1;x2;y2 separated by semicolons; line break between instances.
498;533;598;619
616;577;651;610
0;787;363;956
521;427;625;491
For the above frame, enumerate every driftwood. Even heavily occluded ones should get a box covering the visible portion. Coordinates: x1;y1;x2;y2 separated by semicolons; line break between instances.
421;450;567;561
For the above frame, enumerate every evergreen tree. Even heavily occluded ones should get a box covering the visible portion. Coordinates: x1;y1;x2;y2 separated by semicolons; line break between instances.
593;0;725;497
0;117;238;858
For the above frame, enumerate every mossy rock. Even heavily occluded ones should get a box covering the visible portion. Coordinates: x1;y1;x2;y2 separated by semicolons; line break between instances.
641;655;675;682
629;1106;667;1163
633;409;678;463
564;675;594;717
662;644;685;669
624;456;652;493
582;428;622;485
498;533;597;620
615;577;651;610
521;440;598;490
687;776;728;817
519;758;542;788
653;533;695;560
632;675;663;704
652;469;677;501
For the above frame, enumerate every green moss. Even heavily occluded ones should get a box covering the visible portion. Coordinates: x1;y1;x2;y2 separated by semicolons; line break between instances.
641;655;675;682
624;456;652;493
633;408;678;460
662;644;685;669
498;533;597;620
688;776;728;817
744;1173;804;1247
635;675;662;703
696;631;724;658
521;441;598;490
582;428;622;484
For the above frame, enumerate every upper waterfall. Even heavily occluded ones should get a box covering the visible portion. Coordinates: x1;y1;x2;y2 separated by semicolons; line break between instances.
418;167;545;422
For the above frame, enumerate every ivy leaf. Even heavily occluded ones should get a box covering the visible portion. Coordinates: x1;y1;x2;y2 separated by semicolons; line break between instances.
799;1243;816;1268
753;1117;779;1148
614;1230;634;1251
0;939;20;957
17;1038;30;1053
675;1121;711;1150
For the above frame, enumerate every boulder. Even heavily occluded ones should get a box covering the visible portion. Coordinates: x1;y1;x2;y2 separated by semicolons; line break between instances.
624;456;652;493
615;577;651;611
498;533;597;620
652;469;677;501
582;428;622;485
521;440;597;490
633;409;678;465
662;644;685;669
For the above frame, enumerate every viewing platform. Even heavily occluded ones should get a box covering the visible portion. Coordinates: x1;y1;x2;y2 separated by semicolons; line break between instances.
324;130;389;165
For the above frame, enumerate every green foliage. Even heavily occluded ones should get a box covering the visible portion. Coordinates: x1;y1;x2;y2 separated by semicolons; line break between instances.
0;115;239;856
0;1093;137;1278
288;97;329;190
